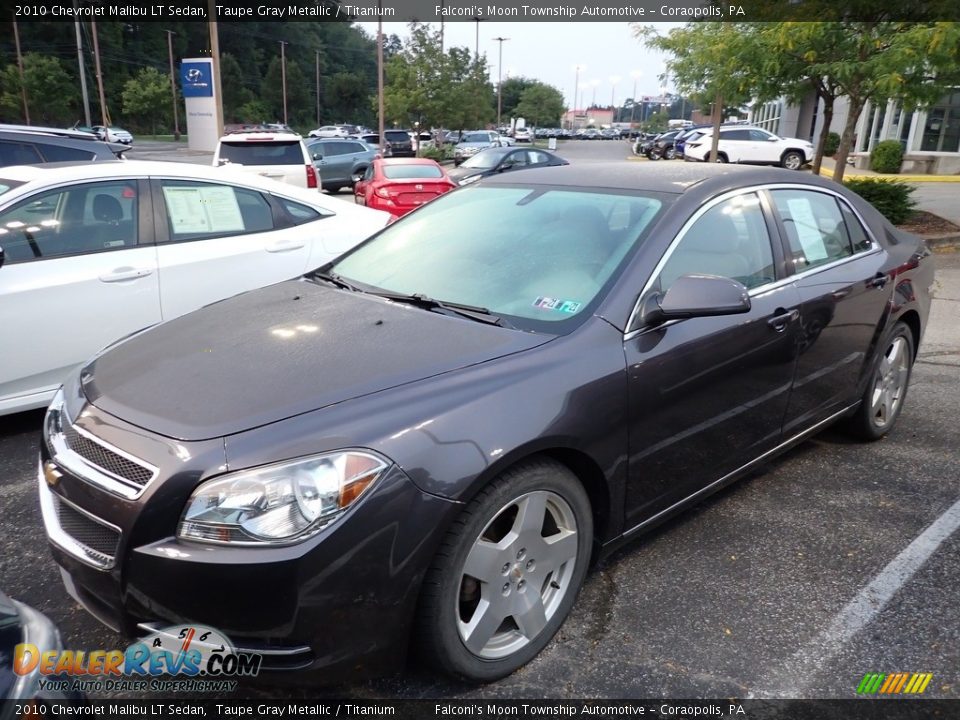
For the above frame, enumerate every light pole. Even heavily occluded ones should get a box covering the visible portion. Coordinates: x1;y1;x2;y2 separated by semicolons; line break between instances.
589;79;600;108
377;3;384;147
571;64;585;129
629;70;642;126
493;36;510;130
279;40;288;125
609;75;621;121
165;30;180;139
474;17;482;58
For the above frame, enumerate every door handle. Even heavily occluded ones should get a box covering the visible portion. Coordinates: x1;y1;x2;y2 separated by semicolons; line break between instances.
867;272;888;289
99;267;153;282
767;308;800;332
266;240;305;253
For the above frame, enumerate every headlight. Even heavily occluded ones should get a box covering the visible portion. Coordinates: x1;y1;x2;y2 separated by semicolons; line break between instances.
178;450;389;545
458;174;482;186
44;387;65;443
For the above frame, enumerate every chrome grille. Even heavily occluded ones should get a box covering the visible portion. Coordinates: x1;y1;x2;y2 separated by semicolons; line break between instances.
64;426;154;487
49;491;120;569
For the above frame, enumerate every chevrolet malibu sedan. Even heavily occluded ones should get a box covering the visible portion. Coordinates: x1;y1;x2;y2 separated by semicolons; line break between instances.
39;164;932;683
0;161;390;415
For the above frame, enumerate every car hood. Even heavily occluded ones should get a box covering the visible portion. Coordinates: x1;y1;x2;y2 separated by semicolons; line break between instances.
83;280;551;441
457;142;491;149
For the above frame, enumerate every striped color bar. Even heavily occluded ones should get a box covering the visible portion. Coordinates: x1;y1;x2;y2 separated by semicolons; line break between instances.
857;672;933;694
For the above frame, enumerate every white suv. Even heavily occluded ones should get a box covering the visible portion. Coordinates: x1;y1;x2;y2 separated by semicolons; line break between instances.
213;130;320;190
684;126;814;170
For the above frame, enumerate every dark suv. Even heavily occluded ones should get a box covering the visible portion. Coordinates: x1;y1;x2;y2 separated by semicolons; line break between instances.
383;129;414;157
0;125;128;167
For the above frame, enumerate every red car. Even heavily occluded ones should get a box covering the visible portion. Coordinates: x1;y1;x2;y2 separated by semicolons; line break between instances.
354;157;456;217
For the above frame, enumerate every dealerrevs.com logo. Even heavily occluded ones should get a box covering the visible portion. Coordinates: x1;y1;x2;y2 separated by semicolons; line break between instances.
13;625;261;693
856;672;934;695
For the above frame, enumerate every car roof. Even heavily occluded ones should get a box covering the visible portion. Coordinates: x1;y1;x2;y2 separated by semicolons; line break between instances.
0;160;306;190
219;131;302;141
479;161;839;196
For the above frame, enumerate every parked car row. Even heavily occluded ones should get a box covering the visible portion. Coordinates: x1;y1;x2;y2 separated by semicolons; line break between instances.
0;124;129;167
636;124;815;169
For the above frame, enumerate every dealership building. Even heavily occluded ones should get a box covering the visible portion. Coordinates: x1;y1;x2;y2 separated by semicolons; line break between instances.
749;89;960;174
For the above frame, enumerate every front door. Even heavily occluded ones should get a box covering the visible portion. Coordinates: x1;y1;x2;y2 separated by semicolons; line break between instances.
623;191;800;527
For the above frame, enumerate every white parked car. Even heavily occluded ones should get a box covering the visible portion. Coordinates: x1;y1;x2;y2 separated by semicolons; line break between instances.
0;161;390;415
683;126;814;170
308;125;353;139
213;130;320;190
92;125;134;144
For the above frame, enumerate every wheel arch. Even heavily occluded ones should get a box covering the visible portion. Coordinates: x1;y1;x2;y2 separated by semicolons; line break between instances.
781;147;807;163
896;308;922;360
454;444;613;554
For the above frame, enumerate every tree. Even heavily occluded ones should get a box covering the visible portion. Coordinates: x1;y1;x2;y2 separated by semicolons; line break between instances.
643;110;670;133
514;83;566;128
220;53;254;123
382;23;493;132
636;23;759;163
0;53;76;126
498;77;539;120
122;67;171;135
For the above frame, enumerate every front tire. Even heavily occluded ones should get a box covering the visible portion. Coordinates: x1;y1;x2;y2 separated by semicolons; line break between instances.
845;322;914;440
782;150;804;170
664;147;676;160
416;459;592;682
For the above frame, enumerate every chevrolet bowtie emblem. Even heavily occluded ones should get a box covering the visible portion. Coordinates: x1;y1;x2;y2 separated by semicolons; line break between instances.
43;461;62;487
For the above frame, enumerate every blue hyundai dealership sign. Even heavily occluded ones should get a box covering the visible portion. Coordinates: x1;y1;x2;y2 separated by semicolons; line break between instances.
180;61;213;97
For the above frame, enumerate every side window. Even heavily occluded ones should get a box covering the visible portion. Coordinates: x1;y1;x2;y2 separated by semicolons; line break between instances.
839;200;873;253
160;180;274;242
723;129;751;141
771;189;853;271
277;197;328;226
506;152;528;167
748;129;774;142
527;150;551;165
0;141;43;166
347;143;366;154
36;143;96;162
363;165;374;181
0;181;139;263
657;192;775;292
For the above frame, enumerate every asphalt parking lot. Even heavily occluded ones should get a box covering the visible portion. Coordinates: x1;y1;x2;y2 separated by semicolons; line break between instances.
1;141;957;700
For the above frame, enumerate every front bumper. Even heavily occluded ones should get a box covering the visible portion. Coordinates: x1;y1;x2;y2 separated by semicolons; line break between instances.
39;403;460;679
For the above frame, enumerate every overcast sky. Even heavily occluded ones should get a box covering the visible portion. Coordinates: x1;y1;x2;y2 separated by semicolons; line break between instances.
358;22;679;110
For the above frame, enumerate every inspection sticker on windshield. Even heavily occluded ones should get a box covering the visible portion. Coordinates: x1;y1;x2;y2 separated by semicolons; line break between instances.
533;297;582;314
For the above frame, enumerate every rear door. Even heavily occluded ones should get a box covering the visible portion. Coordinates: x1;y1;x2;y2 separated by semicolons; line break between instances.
152;177;312;319
0;178;159;411
767;187;892;435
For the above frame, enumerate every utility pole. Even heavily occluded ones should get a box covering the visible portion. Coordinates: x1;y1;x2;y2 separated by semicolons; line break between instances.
12;20;29;124
572;64;585;129
208;0;224;138
90;21;109;127
165;30;181;140
280;41;288;125
493;37;509;130
439;0;444;54
377;4;385;147
73;5;91;126
474;17;481;59
315;50;321;126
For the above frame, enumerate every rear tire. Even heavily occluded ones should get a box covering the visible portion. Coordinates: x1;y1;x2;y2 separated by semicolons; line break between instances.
713;152;728;163
844;322;914;441
664;147;676;160
416;459;592;683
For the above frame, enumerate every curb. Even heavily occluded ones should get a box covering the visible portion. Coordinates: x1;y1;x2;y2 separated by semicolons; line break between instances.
816;169;960;183
924;234;960;252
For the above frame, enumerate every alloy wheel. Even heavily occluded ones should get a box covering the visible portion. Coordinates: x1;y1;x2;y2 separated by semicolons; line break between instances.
870;336;910;429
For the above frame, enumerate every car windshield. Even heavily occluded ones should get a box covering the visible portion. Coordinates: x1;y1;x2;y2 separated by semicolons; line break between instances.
219;141;303;165
383;165;444;179
384;131;410;142
461;133;490;143
460;151;503;169
331;186;668;333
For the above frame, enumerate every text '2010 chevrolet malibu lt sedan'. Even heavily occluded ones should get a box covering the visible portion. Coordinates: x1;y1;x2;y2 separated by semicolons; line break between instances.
39;163;933;683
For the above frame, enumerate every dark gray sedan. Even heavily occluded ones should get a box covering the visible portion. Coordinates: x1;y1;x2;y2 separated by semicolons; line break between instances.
447;146;568;186
38;164;932;684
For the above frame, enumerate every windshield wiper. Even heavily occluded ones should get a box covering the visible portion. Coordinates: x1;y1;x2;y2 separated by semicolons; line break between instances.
370;291;515;328
308;270;366;293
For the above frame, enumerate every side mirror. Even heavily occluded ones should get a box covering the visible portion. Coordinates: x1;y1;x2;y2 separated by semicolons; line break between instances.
640;274;751;326
312;153;323;161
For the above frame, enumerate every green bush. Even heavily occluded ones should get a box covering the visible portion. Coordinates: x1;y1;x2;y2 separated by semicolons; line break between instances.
824;131;840;156
870;140;903;174
843;178;916;225
418;145;453;162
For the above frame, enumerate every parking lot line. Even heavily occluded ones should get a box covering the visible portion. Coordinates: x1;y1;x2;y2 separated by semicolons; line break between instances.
751;494;960;697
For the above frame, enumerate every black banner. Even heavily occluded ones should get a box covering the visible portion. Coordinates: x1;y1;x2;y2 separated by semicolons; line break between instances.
2;699;958;720
7;0;960;23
